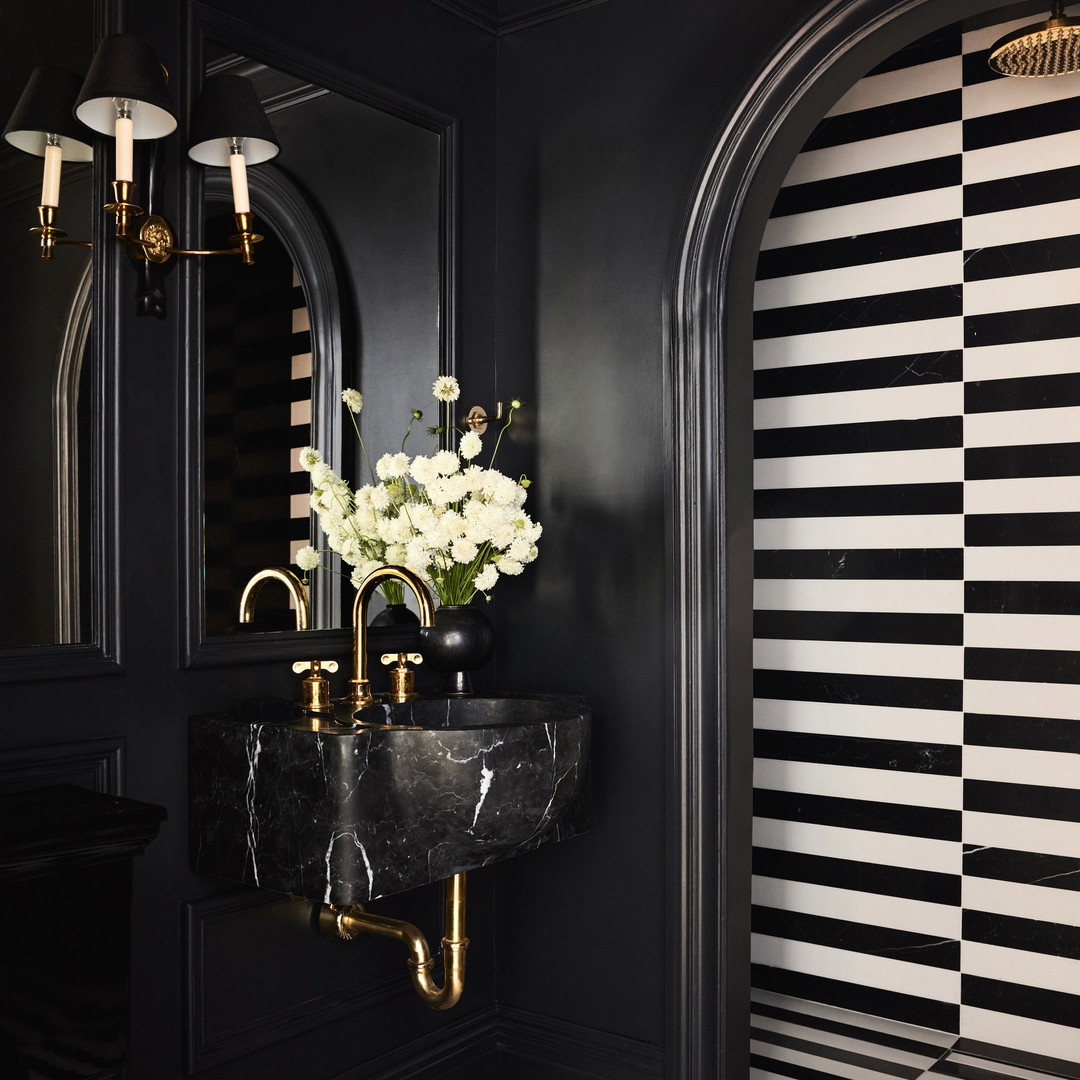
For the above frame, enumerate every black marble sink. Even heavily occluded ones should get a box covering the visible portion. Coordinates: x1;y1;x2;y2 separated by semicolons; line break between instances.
189;693;589;903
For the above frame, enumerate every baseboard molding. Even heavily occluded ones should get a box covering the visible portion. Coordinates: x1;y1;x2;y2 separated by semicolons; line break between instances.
332;1004;500;1080
329;1004;664;1080
498;1006;665;1079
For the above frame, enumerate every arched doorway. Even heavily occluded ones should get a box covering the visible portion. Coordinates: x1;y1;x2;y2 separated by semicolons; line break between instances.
669;1;1055;1076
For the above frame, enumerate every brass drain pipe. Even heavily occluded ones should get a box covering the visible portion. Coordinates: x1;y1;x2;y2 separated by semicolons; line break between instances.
318;873;468;1010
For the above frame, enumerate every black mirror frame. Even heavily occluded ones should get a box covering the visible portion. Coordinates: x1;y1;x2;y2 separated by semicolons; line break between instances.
178;5;458;668
0;1;122;684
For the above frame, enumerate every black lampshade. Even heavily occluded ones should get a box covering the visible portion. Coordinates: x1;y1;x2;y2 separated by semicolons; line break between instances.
187;74;279;166
3;67;94;160
74;34;176;139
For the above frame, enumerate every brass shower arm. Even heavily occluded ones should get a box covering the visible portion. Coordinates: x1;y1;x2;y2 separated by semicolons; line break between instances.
319;873;468;1010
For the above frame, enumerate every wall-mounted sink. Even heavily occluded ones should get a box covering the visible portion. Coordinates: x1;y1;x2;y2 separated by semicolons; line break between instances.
189;692;589;903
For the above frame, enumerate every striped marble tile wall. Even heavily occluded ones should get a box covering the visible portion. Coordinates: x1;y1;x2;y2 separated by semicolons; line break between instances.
751;4;1080;1068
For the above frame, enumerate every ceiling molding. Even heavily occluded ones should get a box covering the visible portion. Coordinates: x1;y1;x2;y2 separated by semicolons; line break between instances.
429;0;613;35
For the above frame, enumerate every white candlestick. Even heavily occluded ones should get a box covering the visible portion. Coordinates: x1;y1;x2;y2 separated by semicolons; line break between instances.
41;142;62;208
229;149;250;214
115;113;134;183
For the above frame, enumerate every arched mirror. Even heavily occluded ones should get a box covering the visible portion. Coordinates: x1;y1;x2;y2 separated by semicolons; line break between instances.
0;0;120;679
183;36;452;665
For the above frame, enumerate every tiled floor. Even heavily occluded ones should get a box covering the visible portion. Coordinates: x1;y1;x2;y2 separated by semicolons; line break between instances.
750;991;1079;1080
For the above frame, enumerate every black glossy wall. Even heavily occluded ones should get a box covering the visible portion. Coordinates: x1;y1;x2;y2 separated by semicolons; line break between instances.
0;0;929;1077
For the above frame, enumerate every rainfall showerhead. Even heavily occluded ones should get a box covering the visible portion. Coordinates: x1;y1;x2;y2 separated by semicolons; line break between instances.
989;1;1080;76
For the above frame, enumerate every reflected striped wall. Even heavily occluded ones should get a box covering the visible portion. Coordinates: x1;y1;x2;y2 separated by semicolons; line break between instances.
751;4;1080;1069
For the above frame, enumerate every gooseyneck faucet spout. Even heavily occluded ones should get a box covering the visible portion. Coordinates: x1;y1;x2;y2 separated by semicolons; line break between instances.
239;567;311;631
350;565;435;709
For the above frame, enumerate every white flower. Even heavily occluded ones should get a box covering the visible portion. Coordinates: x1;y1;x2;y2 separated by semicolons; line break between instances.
410;455;439;487
409;504;437;535
298;446;321;471
337;536;360;564
295;545;320;571
482;471;525;507
432;449;460;476
341;388;364;413
497;556;523;575
310;461;340;488
319;508;347;539
349;559;383;589
452;537;479;564
473;564;498;591
432;375;460;402
376;452;408;480
405;537;431;574
369;485;391;511
462;465;486;491
459;430;482;460
507;535;534;562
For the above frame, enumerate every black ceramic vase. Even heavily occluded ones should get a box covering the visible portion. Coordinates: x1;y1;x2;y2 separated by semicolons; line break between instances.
419;605;495;695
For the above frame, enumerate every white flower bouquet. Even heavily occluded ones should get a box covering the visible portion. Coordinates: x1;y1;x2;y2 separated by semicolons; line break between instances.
295;375;540;607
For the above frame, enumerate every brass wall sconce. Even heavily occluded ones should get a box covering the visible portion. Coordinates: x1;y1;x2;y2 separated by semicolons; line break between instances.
3;35;279;271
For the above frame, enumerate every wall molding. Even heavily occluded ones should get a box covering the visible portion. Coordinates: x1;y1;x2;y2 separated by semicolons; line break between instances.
182;889;414;1073
334;1005;499;1080
0;737;123;795
429;0;613;35
498;1005;664;1078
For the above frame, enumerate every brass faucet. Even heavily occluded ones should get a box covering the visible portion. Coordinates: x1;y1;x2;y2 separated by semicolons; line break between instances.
349;566;435;710
239;567;339;718
239;567;311;631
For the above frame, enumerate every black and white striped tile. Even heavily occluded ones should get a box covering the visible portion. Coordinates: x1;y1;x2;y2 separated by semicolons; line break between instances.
753;3;1080;1066
750;992;1080;1079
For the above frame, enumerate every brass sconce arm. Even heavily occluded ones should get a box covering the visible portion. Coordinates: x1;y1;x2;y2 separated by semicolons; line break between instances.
319;873;468;1010
32;205;93;260
107;181;263;266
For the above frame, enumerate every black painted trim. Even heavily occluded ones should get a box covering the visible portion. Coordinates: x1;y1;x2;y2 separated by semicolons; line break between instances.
180;161;350;667
182;889;417;1073
0;0;122;685
429;0;613;35
498;1006;664;1078
179;7;460;668
0;737;124;795
336;1005;499;1080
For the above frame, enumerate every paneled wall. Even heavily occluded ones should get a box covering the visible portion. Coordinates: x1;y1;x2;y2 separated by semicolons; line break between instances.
752;5;1080;1066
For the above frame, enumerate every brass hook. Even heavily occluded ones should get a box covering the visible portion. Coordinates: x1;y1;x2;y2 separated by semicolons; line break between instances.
462;402;505;435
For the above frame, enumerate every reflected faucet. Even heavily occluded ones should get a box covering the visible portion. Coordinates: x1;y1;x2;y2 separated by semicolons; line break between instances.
238;567;311;630
350;566;434;710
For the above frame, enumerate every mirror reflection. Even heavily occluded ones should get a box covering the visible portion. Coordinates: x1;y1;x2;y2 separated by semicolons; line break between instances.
199;52;442;639
0;4;96;650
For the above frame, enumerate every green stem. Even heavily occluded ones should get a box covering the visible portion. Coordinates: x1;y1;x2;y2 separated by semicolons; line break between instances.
488;403;516;469
349;409;376;485
401;414;416;453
